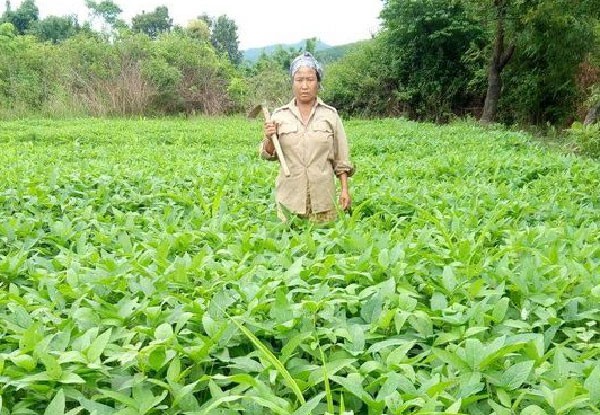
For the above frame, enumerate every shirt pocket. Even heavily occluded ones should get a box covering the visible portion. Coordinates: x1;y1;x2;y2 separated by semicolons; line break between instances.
310;120;334;158
277;122;299;152
311;121;333;138
278;122;298;136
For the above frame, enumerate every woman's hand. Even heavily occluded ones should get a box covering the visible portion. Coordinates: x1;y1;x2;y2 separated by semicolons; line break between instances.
262;122;277;155
339;189;351;211
264;121;277;139
338;173;351;211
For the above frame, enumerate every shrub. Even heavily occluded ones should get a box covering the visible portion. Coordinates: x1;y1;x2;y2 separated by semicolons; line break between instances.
568;122;600;158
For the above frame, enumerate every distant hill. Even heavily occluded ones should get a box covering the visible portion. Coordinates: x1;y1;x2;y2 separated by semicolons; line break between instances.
242;39;332;63
317;41;367;63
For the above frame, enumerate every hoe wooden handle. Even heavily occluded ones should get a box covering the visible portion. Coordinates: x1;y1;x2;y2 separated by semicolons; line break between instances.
263;107;291;177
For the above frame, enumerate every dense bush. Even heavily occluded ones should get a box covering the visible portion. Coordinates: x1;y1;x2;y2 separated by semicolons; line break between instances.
498;3;597;126
145;32;237;115
322;38;399;117
1;0;599;127
0;26;239;117
241;58;291;111
379;0;487;121
0;23;61;117
568;122;600;158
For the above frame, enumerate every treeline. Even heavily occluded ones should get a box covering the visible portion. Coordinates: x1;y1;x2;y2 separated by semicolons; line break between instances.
1;0;600;130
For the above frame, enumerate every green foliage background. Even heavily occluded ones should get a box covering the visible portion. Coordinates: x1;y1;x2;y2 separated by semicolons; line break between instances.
2;0;600;130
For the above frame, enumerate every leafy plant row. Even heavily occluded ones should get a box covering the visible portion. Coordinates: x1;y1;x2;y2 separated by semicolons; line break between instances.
0;117;598;414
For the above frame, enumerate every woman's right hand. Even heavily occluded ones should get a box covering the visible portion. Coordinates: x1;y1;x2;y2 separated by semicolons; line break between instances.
264;121;277;139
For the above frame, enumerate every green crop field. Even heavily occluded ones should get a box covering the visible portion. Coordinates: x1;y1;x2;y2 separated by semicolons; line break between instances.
0;117;599;414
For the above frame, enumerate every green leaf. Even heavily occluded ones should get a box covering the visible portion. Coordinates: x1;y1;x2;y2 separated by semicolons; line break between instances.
376;372;413;401
330;373;380;409
281;332;312;363
496;388;512;407
196;395;290;415
386;341;416;367
98;389;138;409
520;405;548;415
87;328;112;362
465;338;484;370
228;316;305;404
430;291;447;311
291;392;326;415
167;356;181;382
458;372;484;398
378;248;390;268
408;310;433;337
11;354;36;371
492;297;510;322
59;372;86;384
133;384;168;415
584;364;600;405
40;353;63;380
346;324;365;354
155;323;174;341
19;322;42;352
442;265;457;291
44;389;65;415
446;398;462;413
432;348;470;372
308;359;356;386
269;288;293;324
497;360;534;390
148;347;167;371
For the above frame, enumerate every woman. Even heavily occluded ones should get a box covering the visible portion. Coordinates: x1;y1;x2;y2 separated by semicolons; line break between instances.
260;52;354;222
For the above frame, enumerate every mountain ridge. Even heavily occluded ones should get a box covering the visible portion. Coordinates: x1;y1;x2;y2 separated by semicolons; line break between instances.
242;39;332;62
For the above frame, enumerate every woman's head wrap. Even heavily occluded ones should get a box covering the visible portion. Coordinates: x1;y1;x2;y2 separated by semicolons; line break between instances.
290;52;323;81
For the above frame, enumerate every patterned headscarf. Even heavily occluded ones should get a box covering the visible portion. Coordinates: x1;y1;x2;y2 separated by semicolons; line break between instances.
290;52;323;82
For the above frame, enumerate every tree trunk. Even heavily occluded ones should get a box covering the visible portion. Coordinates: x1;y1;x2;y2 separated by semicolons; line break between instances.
480;0;514;124
584;102;600;125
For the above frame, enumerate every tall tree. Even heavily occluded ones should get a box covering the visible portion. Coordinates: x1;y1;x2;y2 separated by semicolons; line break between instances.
479;0;513;124
186;18;210;43
1;0;38;34
131;6;172;39
210;15;242;65
380;0;486;121
305;37;317;55
31;15;80;43
583;23;600;125
477;0;600;124
85;0;121;29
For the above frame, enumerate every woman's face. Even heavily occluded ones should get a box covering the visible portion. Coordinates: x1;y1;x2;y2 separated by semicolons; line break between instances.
292;66;319;105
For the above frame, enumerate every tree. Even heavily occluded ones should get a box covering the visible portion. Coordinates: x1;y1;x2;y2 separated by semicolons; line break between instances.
85;0;121;27
210;15;242;65
583;23;600;125
479;0;513;124
131;6;172;39
1;0;38;34
305;37;317;55
186;18;210;43
475;0;600;124
380;0;486;121
322;38;398;116
31;15;80;43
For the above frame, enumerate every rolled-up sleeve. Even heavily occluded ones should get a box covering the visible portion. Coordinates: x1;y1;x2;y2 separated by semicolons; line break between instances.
332;115;355;177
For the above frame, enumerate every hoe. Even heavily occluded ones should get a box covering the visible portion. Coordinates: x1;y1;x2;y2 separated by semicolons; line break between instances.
248;103;291;177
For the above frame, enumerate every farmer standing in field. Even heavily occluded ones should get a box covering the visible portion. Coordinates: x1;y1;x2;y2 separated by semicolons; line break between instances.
260;52;354;222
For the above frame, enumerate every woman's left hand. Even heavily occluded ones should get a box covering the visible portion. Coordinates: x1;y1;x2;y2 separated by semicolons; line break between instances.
339;189;351;211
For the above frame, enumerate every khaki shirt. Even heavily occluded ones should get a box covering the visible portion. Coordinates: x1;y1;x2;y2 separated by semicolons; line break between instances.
260;98;354;214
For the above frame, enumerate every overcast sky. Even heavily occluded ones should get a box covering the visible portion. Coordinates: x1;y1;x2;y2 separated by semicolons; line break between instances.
3;0;383;49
